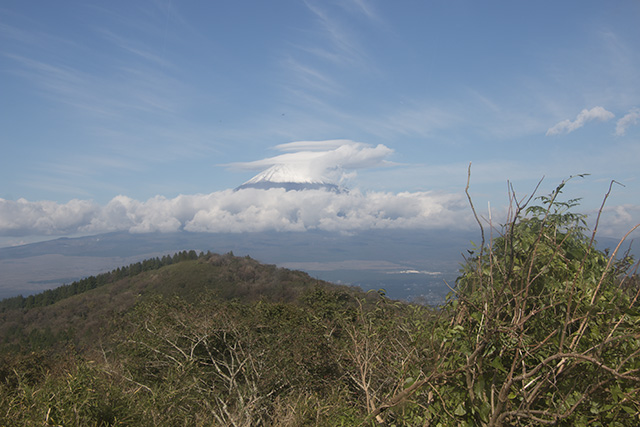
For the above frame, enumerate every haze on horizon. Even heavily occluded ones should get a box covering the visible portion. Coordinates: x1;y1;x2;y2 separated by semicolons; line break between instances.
1;1;639;248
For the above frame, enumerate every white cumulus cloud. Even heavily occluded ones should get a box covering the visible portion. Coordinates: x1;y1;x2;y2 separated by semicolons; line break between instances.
615;108;640;136
0;198;98;236
0;189;472;238
546;106;615;136
594;204;640;239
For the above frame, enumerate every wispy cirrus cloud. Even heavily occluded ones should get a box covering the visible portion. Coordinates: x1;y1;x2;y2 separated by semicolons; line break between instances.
281;57;343;96
344;0;379;21
280;0;381;105
546;106;615;136
1;13;218;198
303;0;369;66
5;50;188;120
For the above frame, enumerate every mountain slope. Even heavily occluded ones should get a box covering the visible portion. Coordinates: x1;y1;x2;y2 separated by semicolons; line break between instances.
0;252;357;354
235;164;342;191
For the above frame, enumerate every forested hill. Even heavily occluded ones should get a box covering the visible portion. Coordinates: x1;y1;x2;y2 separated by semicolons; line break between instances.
0;250;202;312
0;251;355;354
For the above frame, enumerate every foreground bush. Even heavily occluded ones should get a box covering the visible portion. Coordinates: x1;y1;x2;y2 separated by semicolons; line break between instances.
365;176;640;426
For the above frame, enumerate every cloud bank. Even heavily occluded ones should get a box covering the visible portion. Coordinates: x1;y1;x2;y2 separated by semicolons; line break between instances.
0;189;472;239
546;106;614;136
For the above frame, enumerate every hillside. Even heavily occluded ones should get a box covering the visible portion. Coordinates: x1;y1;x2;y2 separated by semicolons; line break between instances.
0;251;354;354
0;251;395;426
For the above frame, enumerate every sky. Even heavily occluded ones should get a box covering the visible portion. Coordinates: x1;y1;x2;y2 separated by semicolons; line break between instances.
1;0;639;247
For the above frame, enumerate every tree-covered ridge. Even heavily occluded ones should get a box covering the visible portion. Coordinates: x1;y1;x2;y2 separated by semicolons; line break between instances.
0;250;203;312
0;178;638;426
0;251;349;356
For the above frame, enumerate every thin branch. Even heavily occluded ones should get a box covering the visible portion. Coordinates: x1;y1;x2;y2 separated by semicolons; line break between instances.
465;163;485;293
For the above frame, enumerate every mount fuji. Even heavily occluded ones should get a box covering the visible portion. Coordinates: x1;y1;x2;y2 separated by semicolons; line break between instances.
235;164;342;192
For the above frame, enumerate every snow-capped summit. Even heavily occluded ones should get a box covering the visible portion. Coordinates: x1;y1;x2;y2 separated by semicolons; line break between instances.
235;164;342;192
244;164;323;184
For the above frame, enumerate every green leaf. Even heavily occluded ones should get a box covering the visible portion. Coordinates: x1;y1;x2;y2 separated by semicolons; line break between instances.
490;357;507;373
621;405;636;415
454;403;467;416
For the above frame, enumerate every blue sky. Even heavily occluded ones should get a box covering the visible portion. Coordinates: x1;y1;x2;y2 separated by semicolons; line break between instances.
1;0;639;246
